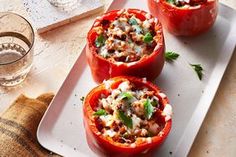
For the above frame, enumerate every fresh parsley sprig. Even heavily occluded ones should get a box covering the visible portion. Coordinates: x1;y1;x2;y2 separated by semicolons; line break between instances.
144;98;154;119
118;110;133;129
93;109;107;116
143;32;153;43
190;64;203;80
95;34;105;48
120;92;133;100
165;51;179;62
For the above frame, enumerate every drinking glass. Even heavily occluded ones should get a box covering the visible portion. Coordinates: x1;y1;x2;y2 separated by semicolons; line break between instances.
0;12;34;86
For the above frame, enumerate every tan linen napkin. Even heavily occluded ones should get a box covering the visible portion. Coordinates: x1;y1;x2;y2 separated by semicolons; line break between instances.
0;93;61;157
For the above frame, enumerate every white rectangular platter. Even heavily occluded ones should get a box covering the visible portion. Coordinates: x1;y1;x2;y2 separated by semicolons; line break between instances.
37;1;236;157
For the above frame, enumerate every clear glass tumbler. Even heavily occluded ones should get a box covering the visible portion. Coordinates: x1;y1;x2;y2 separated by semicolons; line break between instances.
0;12;34;86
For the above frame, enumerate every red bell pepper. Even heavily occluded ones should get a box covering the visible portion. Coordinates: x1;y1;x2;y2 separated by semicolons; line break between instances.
148;0;218;36
83;76;172;156
86;9;165;83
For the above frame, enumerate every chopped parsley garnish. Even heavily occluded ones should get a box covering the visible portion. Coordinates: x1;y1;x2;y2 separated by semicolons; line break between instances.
93;109;107;116
143;32;153;43
128;18;138;25
80;96;85;102
120;92;133;100
95;34;105;48
151;99;158;107
165;51;179;62
144;98;154;119
167;0;175;4
118;110;133;129
190;64;203;80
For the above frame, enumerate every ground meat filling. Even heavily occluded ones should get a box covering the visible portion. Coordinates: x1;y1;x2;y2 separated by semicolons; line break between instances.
93;80;165;144
167;0;207;7
93;10;157;63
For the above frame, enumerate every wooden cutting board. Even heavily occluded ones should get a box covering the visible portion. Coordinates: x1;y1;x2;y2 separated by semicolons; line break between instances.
23;0;104;33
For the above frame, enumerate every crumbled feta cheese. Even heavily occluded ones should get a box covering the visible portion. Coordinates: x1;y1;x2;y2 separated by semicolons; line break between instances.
103;80;114;89
159;93;167;98
145;13;151;19
143;20;151;29
162;104;173;121
132;114;141;128
130;143;136;148
100;98;110;110
99;46;109;58
111;89;121;98
146;137;152;143
118;81;130;92
125;26;131;32
113;27;123;37
140;129;148;136
104;130;116;137
159;131;164;137
100;115;114;127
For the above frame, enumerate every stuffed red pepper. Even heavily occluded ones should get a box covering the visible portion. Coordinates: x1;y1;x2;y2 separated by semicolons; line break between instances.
86;9;165;83
83;76;172;156
148;0;218;36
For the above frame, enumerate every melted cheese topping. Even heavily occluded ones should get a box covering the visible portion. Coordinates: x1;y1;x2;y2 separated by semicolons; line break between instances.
93;10;157;63
93;80;172;144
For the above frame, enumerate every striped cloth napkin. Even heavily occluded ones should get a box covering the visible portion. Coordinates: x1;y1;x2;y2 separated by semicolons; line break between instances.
0;93;60;157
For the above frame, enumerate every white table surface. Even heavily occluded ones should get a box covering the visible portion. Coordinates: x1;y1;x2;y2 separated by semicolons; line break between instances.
0;0;235;156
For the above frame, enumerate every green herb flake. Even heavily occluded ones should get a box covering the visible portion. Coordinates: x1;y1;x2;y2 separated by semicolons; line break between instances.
129;18;138;25
80;96;85;102
95;34;105;48
167;0;175;4
144;98;154;119
165;51;180;62
93;109;107;116
120;92;134;100
118;110;133;129
151;99;158;107
143;32;153;43
190;64;203;80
